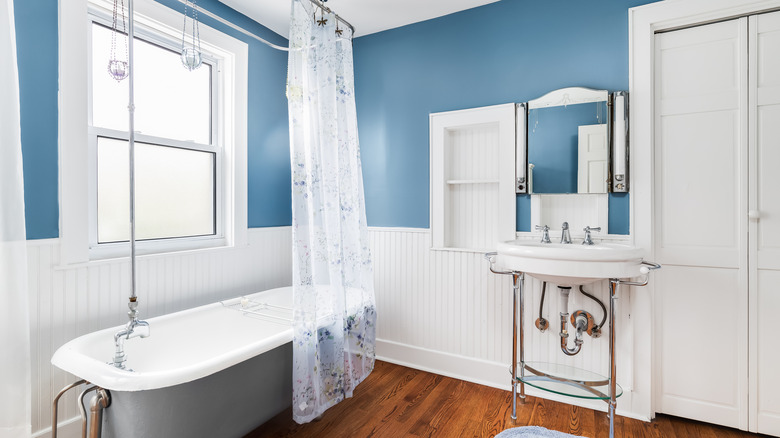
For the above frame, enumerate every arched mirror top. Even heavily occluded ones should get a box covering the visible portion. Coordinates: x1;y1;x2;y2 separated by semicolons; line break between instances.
528;87;609;110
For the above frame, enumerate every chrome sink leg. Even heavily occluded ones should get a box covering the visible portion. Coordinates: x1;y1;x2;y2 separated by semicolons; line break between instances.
608;279;618;438
484;252;525;422
511;273;518;420
511;272;525;421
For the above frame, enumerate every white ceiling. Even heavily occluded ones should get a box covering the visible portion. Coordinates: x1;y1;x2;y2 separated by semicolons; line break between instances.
217;0;501;38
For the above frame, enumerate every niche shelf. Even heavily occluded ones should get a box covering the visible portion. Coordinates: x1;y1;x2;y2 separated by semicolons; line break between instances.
430;104;516;252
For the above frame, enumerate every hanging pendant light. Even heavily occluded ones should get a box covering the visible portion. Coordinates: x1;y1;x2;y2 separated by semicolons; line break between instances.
181;0;203;71
108;0;129;81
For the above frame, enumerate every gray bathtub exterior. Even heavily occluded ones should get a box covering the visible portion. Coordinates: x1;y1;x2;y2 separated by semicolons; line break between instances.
100;342;292;438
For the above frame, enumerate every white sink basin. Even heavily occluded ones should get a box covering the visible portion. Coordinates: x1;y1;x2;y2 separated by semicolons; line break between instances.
495;240;645;286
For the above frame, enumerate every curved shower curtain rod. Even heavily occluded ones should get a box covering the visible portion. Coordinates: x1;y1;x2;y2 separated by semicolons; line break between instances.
174;0;356;52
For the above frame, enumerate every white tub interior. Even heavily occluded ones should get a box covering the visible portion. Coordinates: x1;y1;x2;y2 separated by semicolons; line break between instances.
52;286;294;392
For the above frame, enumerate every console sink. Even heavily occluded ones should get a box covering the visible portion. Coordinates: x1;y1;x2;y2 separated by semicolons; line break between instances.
495;240;645;286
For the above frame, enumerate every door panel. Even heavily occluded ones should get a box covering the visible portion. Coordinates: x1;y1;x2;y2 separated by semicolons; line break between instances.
657;265;744;428
756;104;780;267
577;124;607;193
750;11;780;435
755;12;780;271
654;17;749;430
755;270;780;435
656;110;741;267
654;18;747;269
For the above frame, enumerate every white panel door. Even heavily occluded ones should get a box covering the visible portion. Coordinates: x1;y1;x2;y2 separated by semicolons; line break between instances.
749;11;780;435
577;124;608;194
654;18;749;429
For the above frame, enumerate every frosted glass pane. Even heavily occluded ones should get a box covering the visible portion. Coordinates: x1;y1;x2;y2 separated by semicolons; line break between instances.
91;24;211;144
97;138;215;243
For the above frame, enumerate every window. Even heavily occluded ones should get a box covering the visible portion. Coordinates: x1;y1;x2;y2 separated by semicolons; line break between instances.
60;0;248;264
89;20;219;253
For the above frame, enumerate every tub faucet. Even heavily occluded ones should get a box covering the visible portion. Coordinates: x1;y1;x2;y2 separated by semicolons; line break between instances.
561;222;572;244
111;317;150;369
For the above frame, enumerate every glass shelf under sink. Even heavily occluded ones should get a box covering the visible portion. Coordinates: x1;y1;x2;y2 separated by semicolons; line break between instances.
517;361;623;400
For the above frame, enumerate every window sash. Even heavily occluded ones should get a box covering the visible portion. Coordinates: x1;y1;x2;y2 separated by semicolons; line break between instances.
94;135;218;243
87;11;225;257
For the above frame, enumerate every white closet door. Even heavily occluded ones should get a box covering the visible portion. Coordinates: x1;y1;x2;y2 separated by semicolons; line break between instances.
654;18;749;429
577;124;608;194
749;11;780;435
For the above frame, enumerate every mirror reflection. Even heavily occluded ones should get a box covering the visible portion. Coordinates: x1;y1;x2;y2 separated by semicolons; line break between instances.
527;94;609;194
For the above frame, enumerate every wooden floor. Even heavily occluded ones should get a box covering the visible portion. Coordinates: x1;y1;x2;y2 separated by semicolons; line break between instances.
247;361;769;438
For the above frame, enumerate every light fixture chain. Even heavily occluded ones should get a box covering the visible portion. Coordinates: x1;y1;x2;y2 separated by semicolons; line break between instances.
108;0;129;81
180;0;203;70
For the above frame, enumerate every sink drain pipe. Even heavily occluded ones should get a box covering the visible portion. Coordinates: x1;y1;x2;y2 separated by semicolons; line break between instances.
559;286;586;356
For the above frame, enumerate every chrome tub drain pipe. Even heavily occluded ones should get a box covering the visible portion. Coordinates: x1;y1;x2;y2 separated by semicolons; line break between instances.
78;385;111;438
88;388;111;438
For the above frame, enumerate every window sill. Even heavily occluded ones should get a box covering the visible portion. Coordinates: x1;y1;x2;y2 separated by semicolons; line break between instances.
54;237;250;270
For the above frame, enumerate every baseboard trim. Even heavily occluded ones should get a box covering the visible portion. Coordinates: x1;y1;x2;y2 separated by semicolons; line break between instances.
33;416;81;438
375;338;650;422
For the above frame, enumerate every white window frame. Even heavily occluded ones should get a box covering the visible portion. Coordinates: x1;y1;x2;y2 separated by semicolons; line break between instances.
59;0;248;264
87;14;222;258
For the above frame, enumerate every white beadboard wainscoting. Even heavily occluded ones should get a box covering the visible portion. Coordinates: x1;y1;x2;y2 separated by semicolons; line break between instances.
31;226;645;437
368;227;646;420
28;227;292;438
531;194;609;240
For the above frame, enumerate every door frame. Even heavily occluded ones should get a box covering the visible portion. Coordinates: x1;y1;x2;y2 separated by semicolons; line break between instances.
629;0;780;423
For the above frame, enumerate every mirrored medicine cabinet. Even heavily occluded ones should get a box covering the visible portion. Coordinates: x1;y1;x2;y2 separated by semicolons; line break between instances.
515;87;629;195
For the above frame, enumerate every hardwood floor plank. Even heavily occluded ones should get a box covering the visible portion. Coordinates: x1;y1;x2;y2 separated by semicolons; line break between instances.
351;372;443;437
567;405;583;436
408;379;466;437
434;383;491;437
476;384;514;437
575;403;597;437
246;362;767;438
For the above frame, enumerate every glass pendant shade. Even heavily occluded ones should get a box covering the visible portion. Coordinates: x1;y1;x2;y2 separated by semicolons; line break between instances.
181;47;202;71
109;0;129;82
108;59;129;81
181;1;202;71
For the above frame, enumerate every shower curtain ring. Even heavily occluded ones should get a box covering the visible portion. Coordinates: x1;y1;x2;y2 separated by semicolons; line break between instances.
317;5;328;26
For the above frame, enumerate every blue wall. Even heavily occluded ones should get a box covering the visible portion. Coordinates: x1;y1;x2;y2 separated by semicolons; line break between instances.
13;0;291;239
353;0;655;234
15;0;653;239
14;0;59;240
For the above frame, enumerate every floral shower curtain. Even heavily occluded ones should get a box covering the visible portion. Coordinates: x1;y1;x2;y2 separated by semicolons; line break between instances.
286;0;376;425
0;0;32;436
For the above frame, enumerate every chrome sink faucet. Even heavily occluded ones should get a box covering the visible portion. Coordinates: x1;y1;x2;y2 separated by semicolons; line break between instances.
535;224;551;243
561;222;572;244
582;226;601;245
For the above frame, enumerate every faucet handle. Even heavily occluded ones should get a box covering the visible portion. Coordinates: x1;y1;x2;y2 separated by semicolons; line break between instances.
535;225;551;243
582;226;601;245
